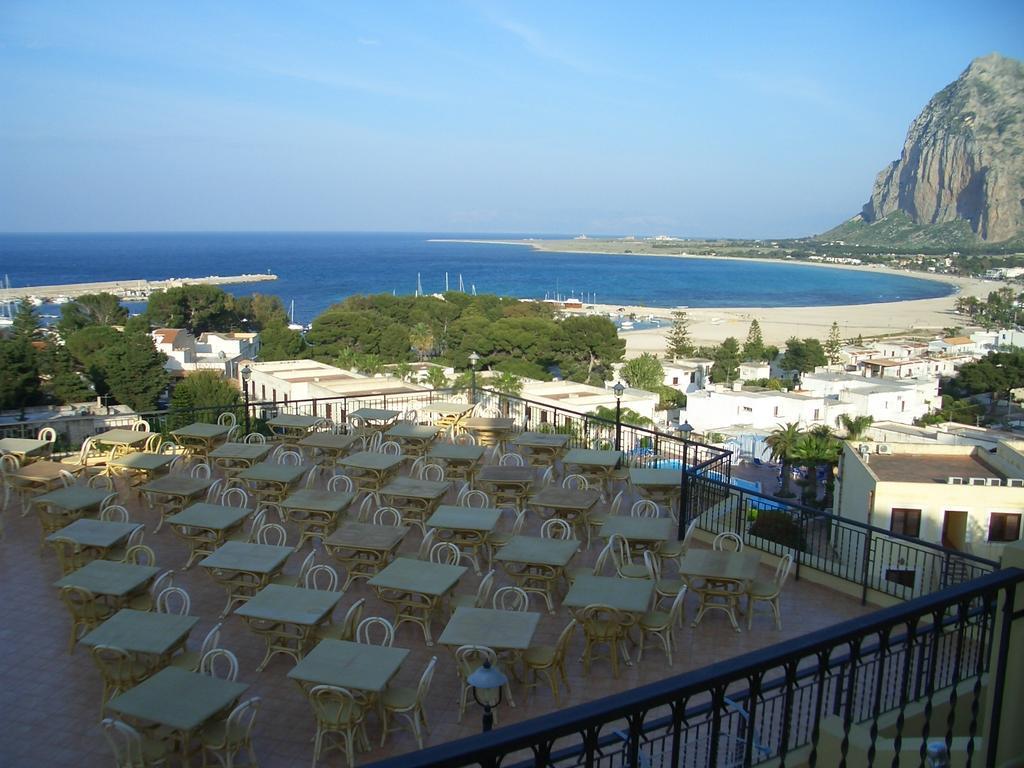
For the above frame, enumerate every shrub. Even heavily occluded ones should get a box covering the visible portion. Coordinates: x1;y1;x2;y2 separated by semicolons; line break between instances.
749;510;807;552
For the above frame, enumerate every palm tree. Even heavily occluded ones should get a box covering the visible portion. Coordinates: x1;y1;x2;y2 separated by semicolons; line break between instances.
792;431;842;508
425;366;449;390
766;422;803;499
409;323;435;361
836;414;873;441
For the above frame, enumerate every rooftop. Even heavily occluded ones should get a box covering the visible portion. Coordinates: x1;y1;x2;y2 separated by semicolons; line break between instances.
868;452;1003;483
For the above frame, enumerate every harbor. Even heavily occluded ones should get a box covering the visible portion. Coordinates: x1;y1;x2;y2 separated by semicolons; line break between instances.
0;272;277;303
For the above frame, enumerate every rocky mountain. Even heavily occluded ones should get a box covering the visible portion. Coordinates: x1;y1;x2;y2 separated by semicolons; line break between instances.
844;53;1024;244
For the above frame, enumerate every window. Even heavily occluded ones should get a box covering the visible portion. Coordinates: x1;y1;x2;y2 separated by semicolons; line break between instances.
885;568;916;588
989;513;1022;543
261;384;266;399
773;406;780;417
672;376;679;385
890;508;922;537
813;409;820;420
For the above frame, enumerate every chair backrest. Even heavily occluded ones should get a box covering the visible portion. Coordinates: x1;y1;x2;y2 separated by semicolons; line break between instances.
380;440;403;456
309;685;361;725
59;469;78;488
205;478;224;503
191;463;212;480
243;509;268;541
305;564;339;591
226;424;242;443
540;466;556;488
713;532;743;552
681;519;698;550
554;619;578;663
416;529;436;560
220;486;249;509
454;644;497;678
409;456;426;479
453;432;476;446
498;452;524;466
101;718;148;767
155;586;191;615
492;585;530;612
150;569;175;597
356;494;376;522
217;412;237;427
132;420;150;432
296;549;317;582
459;489;490;508
474;569;496;607
775;554;794;589
508;508;527;537
355;616;395;646
221;696;261;749
363;431;383;452
143;433;162;453
255;523;288;547
402;408;418;423
609;490;625;516
124;544;156;566
0;453;19;473
420;463;445;482
372;506;402;527
51;537;86;575
339;598;365;641
562;474;589;490
59;584;96;618
243;432;266;444
415;656;438;705
200;621;223;657
455;481;471;505
91;475;115;493
540;517;574;540
428;541;461;566
91;644;135;682
99;504;129;522
667;584;688;625
608;533;633;571
200;648;239;681
630;499;661;519
277;450;302;466
327;473;354;493
37;426;58;443
643;549;661;582
159;440;178;454
581;603;627;633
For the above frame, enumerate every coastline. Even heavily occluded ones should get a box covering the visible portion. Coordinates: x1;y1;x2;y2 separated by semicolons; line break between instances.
431;238;993;351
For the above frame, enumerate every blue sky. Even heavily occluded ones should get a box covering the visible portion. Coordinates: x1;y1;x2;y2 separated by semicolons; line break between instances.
2;1;1022;237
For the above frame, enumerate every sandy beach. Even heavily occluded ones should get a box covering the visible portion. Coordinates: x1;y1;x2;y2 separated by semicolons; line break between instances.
436;238;995;356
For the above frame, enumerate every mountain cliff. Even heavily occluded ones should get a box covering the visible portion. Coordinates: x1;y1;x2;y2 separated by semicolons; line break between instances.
841;54;1024;244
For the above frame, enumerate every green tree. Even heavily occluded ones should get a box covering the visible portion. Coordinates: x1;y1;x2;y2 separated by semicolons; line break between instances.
169;371;240;426
742;319;766;362
425;366;449;390
825;322;843;365
620;353;664;392
592;405;653;427
488;370;524;396
709;337;741;383
11;299;40;341
39;345;94;404
146;285;239;334
766;422;803;499
780;337;827;375
231;294;290;330
57;293;128;337
836;414;873;440
0;336;42;410
558;315;624;384
259;322;306;361
945;350;1024;418
99;330;170;411
665;311;695;359
409;322;435;361
915;395;981;426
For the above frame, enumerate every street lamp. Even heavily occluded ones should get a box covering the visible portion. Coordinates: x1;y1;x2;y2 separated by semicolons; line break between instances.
678;420;694;441
612;380;625;451
467;659;508;733
241;365;252;434
468;351;480;405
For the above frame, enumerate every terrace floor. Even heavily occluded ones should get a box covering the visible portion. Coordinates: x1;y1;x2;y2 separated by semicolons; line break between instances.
0;463;872;767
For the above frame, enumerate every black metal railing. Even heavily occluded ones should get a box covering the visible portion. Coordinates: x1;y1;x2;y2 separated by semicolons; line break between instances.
364;568;1022;768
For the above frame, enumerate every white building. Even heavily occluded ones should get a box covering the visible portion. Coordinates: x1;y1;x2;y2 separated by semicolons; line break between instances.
152;329;259;378
926;336;980;356
660;358;713;394
517;380;659;424
997;329;1024;349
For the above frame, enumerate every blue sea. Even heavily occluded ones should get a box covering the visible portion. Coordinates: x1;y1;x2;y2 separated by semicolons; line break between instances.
0;232;953;325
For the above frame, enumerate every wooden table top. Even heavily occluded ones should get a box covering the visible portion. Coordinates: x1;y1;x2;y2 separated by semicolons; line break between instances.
380;477;450;500
48;518;140;548
677;549;761;581
171;423;231;440
142;475;214;497
629;468;682;488
55;560;159;597
267;414;323;429
93;429;150;447
280;489;355;514
386;423;440;440
81;609;198;655
494;535;579;567
438;607;541;650
167;503;251;531
349;407;400;423
477;466;534;484
369;558;466;596
298;432;361;451
462;417;515;430
109;452;176;471
209;443;274;461
12;460;68;482
235;584;342;625
33;486;110;512
339;451;405;472
601;516;675;543
289;639;408;693
237;461;308;484
0;437;51;456
427;505;502;532
529;486;601;511
200;541;293;574
427;444;485;462
108;667;248;731
513;432;570;448
564;575;654;614
563;448;624;468
325;521;409;551
421;402;475;416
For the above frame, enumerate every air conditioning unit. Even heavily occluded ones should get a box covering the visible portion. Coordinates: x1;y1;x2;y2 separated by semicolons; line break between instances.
259;406;279;420
986;478;1002;487
1007;478;1024;488
969;477;987;486
858;443;871;455
876;444;893;455
947;477;964;485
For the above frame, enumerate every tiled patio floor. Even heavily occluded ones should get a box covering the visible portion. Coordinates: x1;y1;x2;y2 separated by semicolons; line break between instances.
0;465;872;767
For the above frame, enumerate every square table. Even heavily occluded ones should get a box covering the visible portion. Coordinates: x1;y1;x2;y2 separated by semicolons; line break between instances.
477;465;535;511
379;477;451;534
167;503;253;568
81;608;198;662
512;432;570;467
237;461;308;504
55;559;160;602
298;432;360;467
426;443;485;484
141;475;215;530
348;407;401;429
11;460;74;492
563;448;624;493
427;505;502;574
209;442;273;474
601;516;675;547
200;541;293;616
385;423;440;456
107;452;176;487
32;485;111;514
529;486;602;541
629;467;682;511
495;535;579;612
92;429;151;455
564;574;654;615
279;489;355;547
0;437;52;462
235;584;343;670
338;451;405;496
461;417;516;449
108;667;247;754
369;558;466;644
421;402;475;418
48;518;140;554
323;522;411;588
267;413;324;444
677;550;761;582
289;639;409;694
438;607;541;651
170;423;231;458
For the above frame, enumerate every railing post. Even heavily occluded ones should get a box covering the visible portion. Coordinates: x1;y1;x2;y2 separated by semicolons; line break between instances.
861;528;873;605
677;442;690;540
